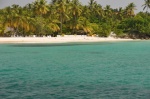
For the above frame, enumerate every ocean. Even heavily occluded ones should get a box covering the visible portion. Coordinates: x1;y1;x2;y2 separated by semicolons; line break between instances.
0;41;150;99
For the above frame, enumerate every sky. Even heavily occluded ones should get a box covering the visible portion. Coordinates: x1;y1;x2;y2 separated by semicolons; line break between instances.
0;0;146;13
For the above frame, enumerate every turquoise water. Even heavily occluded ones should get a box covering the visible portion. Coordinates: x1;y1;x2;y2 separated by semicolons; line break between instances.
0;41;150;99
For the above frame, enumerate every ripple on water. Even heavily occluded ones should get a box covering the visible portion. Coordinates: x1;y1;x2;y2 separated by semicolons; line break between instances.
0;41;150;99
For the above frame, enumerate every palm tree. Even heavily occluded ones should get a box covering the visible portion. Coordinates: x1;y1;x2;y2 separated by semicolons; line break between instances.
11;5;23;35
2;6;19;36
66;0;71;4
24;3;34;12
43;4;60;36
88;0;96;11
46;18;60;35
104;5;112;18
125;3;136;17
81;6;90;18
69;0;82;34
51;0;58;4
93;4;104;22
33;0;49;15
78;17;93;35
55;0;69;34
0;12;5;36
12;4;36;36
88;0;98;21
142;0;150;13
111;7;124;21
117;7;124;20
23;4;36;34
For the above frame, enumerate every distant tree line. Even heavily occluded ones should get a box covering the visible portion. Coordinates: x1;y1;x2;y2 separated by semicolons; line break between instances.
0;0;150;39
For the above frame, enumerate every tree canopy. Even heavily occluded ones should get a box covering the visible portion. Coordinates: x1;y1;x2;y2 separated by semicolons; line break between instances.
0;0;150;38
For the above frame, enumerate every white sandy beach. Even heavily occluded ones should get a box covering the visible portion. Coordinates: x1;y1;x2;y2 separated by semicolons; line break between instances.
0;35;134;44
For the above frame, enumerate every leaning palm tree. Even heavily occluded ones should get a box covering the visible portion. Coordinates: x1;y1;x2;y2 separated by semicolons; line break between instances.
3;5;35;36
2;6;18;36
46;18;60;34
142;0;150;13
78;17;93;35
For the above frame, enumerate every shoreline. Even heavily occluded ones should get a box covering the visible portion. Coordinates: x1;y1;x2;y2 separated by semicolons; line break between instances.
0;37;136;44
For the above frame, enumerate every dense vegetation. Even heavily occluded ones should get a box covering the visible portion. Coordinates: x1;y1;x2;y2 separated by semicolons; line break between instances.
0;0;150;38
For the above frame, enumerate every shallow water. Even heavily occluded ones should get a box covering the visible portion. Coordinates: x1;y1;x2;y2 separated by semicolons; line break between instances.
0;41;150;99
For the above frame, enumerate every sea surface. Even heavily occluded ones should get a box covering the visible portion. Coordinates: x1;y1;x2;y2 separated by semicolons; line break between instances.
0;41;150;99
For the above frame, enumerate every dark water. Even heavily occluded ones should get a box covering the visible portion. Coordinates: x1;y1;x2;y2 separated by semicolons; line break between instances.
0;41;150;99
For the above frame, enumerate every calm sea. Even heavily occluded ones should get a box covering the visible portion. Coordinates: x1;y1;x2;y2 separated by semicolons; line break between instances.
0;41;150;99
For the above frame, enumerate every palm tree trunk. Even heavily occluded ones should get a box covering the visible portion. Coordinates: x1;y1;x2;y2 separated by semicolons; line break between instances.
60;13;63;35
73;15;77;34
75;15;77;34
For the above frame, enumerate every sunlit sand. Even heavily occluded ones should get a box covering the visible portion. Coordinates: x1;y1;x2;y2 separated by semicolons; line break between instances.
0;35;134;44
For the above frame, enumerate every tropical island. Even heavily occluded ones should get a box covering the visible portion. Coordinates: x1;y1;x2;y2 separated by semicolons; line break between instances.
0;0;150;43
1;1;150;99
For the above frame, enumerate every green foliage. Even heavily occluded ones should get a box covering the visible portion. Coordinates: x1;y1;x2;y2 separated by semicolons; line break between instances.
116;13;150;38
90;23;102;34
99;23;111;37
0;0;149;38
113;28;124;37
